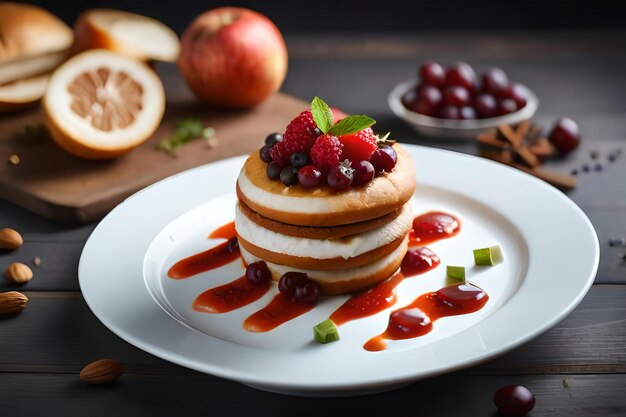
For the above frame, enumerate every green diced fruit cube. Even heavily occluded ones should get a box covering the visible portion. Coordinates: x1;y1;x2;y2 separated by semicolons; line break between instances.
313;319;340;344
473;245;503;266
446;265;465;281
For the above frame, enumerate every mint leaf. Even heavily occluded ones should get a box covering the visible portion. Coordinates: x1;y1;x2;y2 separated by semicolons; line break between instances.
328;115;376;136
311;97;334;134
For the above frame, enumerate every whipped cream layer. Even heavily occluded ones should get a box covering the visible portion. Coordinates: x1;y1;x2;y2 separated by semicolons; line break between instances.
237;170;337;214
239;238;407;284
235;202;412;260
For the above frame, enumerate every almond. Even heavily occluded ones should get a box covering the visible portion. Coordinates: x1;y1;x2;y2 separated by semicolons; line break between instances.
80;359;123;385
5;262;33;284
0;291;28;315
0;228;23;250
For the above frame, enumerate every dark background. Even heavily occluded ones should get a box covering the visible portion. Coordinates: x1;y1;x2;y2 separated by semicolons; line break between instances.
24;0;626;33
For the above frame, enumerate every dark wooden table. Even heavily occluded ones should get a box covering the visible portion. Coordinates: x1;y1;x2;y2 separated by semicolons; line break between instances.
1;31;625;416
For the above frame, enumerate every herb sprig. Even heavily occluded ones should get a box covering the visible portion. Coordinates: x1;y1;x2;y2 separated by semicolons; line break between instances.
156;118;215;156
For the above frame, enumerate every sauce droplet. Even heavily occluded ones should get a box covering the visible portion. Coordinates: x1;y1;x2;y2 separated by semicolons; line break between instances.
409;211;461;245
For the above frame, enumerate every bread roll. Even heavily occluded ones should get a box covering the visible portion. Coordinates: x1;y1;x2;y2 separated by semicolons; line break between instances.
0;2;72;84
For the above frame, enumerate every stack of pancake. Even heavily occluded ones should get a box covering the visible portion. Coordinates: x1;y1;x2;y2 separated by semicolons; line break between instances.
235;144;417;295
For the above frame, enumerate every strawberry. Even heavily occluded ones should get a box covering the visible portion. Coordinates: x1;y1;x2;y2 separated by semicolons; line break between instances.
338;127;377;163
310;134;343;172
270;109;320;167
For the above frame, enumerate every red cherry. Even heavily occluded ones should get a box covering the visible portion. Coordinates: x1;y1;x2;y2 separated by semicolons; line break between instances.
297;165;322;188
438;105;460;119
549;117;580;155
245;261;271;285
459;106;476;120
473;93;498;118
419;61;446;87
278;271;320;304
411;85;442;116
370;146;397;173
502;82;529;108
482;67;509;96
493;385;535;416
442;86;470;107
445;62;478;93
498;98;519;115
352;160;375;186
401;88;418;109
327;163;354;190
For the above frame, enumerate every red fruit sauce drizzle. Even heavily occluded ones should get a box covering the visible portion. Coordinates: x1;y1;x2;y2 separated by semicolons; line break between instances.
409;211;461;245
167;221;239;280
193;276;270;314
167;211;487;347
329;247;440;326
363;282;489;352
243;293;316;333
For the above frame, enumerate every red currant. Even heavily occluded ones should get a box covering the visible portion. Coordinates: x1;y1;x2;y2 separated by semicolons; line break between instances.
245;261;271;285
352;160;375;186
327;162;354;190
370;146;397;173
297;165;323;188
493;385;535;416
419;61;446;87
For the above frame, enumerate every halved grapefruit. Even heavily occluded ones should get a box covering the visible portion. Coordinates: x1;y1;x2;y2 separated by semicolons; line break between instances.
43;49;165;159
72;9;180;62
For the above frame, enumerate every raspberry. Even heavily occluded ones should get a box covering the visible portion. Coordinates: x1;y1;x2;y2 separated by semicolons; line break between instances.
270;109;320;167
338;128;377;163
310;134;343;172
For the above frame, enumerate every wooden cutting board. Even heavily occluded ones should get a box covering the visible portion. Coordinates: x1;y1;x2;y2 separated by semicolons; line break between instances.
0;64;307;224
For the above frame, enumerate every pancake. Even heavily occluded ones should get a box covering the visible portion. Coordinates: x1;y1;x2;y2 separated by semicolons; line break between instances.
237;200;404;239
236;143;416;227
240;237;408;295
235;201;413;270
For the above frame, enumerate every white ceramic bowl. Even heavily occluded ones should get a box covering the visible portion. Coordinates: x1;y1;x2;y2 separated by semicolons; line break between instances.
388;79;539;140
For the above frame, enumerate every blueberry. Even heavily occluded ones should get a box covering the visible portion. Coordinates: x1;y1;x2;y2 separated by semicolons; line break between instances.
259;145;273;162
280;166;299;186
290;152;309;169
266;162;281;179
265;132;283;146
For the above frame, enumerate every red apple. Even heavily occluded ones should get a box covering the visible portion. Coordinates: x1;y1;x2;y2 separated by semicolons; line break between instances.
178;7;288;108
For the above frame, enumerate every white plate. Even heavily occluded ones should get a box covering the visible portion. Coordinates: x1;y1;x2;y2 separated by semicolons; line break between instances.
79;145;598;396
